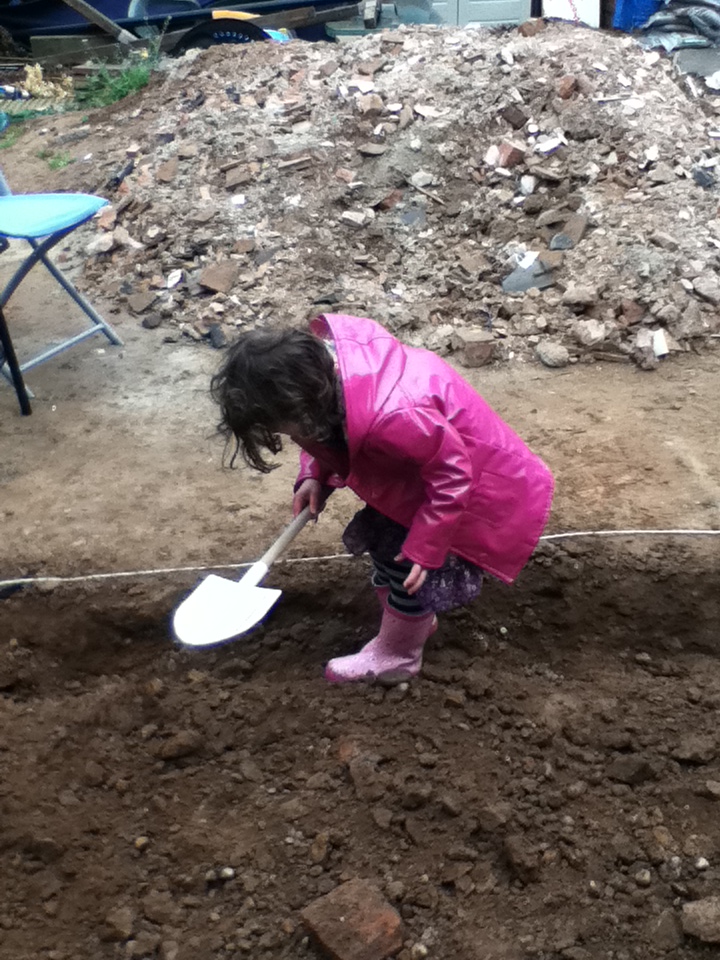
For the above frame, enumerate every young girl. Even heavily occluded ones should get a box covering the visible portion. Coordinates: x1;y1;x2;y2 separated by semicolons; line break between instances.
211;313;554;684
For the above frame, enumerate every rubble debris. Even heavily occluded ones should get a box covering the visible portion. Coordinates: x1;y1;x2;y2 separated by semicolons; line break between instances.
48;20;720;369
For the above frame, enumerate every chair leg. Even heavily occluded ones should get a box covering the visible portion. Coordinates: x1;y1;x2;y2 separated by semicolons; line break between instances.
0;305;31;415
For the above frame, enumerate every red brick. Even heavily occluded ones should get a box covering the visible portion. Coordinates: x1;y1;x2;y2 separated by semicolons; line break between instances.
556;75;578;100
497;140;525;168
301;879;403;960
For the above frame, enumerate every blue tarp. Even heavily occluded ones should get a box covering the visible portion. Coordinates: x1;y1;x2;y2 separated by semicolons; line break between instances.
613;0;662;30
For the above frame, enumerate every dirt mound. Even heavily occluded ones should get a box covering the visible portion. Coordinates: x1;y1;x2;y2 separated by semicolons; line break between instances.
2;541;720;959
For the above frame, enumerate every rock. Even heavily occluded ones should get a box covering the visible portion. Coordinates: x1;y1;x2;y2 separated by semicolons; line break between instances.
649;909;683;951
672;735;716;765
497;140;525;168
503;834;540;883
648;162;675;184
477;801;513;833
357;142;387;156
700;780;720;800
692;275;720;306
102;905;135;942
536;341;570;368
556;75;578;99
87;232;117;255
156;156;179;183
160;942;180;960
451;329;496;367
572;318;607;347
562;282;599;307
310;832;330;864
499;104;528;129
142;890;181;926
157;729;204;760
606;756;657;785
518;17;546;36
682;897;720;943
142;312;163;330
199;262;239;295
650;231;679;251
301;879;404;960
357;93;384;116
127;291;158;314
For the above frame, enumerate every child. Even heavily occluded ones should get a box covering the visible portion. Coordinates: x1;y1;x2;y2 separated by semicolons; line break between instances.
211;314;554;684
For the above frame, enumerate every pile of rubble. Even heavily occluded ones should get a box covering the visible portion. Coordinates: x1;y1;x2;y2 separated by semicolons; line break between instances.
71;20;720;369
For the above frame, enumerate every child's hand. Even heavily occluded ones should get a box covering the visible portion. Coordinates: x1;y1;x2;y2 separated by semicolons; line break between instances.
395;555;428;596
293;479;326;518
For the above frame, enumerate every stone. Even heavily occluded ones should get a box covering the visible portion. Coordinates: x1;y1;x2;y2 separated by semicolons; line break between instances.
672;735;716;765
156;157;178;183
88;232;116;255
357;142;387;156
301;879;404;960
536;341;570;368
562;283;599;307
648;162;675;184
606;756;657;785
700;780;720;800
650;231;679;251
497;140;525;168
457;249;490;277
103;905;135;942
451;329;496;367
477;801;513;833
226;165;252;189
682;897;720;943
127;291;158;314
556;75;578;99
357;93;384;116
572;319;607;347
499;104;528;129
518;17;546;36
649;909;683;951
620;299;646;325
503;834;540;883
157;730;204;760
142;890;181;926
561;213;589;246
142;313;163;330
692;275;720;306
341;210;370;228
199;262;239;295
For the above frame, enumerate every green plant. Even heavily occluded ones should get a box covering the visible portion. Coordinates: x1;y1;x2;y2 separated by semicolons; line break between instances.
74;38;163;109
36;148;75;170
47;151;74;171
0;128;20;150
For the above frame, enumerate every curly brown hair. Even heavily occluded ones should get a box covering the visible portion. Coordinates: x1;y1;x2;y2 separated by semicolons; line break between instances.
210;327;344;473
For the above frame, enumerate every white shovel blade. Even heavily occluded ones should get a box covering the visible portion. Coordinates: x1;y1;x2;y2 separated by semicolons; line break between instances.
173;574;282;647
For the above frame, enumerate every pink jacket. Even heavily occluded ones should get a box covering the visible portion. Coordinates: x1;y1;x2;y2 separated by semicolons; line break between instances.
296;314;554;584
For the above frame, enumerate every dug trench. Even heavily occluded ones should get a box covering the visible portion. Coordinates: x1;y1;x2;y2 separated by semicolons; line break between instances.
1;539;720;960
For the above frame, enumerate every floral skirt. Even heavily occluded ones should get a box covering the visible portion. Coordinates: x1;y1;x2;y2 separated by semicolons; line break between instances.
342;506;484;613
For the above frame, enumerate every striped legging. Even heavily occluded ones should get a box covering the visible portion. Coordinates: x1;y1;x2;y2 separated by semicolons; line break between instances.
370;553;427;616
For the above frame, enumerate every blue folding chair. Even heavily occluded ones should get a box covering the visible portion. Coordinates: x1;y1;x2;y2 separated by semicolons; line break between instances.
0;170;123;415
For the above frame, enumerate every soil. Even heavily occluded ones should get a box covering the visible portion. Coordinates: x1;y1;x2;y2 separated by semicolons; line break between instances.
2;26;720;960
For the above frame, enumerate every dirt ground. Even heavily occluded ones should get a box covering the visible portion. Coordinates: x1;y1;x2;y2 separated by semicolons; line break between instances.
2;59;720;960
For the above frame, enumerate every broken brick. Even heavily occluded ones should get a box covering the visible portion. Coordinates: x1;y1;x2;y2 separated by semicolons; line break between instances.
156;157;178;183
199;262;239;295
556;75;578;99
301;879;403;960
451;329;496;368
497;140;525;168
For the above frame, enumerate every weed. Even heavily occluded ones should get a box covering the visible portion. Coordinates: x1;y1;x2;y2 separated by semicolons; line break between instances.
74;39;162;109
36;148;74;170
0;128;20;150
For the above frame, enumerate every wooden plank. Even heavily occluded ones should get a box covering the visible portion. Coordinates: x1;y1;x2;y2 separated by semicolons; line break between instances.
59;0;137;44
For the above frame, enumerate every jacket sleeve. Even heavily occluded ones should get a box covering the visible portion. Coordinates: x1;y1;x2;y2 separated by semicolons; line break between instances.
367;407;473;569
295;449;346;492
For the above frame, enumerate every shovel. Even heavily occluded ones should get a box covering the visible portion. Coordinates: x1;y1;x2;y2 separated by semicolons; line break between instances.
173;505;313;647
